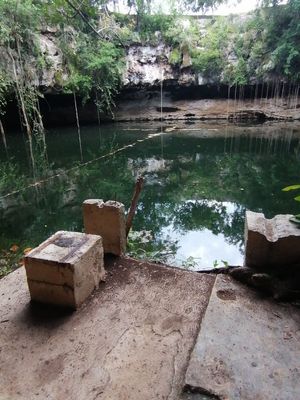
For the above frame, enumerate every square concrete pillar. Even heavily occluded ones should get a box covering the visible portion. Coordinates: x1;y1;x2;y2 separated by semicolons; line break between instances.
24;231;105;309
245;211;300;269
83;199;126;256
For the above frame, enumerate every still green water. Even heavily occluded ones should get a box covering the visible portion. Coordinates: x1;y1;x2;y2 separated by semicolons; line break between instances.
1;122;300;270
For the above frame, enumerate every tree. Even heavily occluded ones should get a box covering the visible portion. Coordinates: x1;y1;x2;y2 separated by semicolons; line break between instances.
179;0;227;12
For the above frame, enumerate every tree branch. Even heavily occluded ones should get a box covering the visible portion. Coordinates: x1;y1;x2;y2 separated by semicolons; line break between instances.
65;0;103;38
126;176;144;237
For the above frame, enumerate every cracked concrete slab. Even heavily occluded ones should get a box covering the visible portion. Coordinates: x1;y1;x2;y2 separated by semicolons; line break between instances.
0;257;215;400
180;392;216;400
185;275;300;400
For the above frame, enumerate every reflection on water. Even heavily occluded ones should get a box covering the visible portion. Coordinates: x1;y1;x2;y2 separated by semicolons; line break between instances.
1;122;300;270
162;201;243;268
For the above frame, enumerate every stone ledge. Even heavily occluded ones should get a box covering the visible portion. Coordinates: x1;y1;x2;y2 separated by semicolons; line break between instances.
184;275;300;400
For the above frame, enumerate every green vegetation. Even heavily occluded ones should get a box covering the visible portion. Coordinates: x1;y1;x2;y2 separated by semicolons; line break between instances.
260;0;300;81
282;184;300;224
0;0;299;124
61;34;124;114
0;71;11;152
169;48;182;65
0;160;25;195
0;0;48;176
190;17;231;79
127;230;179;264
231;1;298;84
1;0;300;275
0;244;27;279
158;1;300;84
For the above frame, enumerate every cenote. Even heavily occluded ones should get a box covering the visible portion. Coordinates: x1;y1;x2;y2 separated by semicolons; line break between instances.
1;121;300;270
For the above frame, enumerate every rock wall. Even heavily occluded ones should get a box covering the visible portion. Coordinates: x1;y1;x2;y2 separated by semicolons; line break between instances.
2;26;300;127
115;90;300;122
123;43;202;88
33;30;205;92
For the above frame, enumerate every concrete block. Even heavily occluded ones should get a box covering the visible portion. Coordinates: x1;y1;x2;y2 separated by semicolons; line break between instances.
24;231;105;309
245;211;300;268
83;199;126;256
184;275;300;400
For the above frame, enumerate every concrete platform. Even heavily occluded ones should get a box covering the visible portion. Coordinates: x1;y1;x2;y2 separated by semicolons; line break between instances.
0;257;215;400
185;275;300;400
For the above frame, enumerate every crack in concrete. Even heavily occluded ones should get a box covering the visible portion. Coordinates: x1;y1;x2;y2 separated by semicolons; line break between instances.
183;385;222;400
83;326;132;399
102;326;131;362
180;276;217;399
90;373;111;400
92;391;103;400
167;337;181;400
148;324;184;399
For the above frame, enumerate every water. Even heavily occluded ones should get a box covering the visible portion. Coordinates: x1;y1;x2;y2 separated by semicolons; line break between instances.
1;122;300;270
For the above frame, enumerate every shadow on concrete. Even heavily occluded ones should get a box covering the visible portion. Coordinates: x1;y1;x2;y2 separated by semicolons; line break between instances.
19;300;73;328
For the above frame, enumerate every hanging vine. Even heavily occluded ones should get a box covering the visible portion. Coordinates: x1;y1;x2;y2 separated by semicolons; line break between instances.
59;27;125;119
0;0;48;176
0;71;11;155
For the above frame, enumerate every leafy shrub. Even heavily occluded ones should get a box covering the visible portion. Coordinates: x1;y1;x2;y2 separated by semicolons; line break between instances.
0;161;25;196
60;31;125;114
191;47;223;76
282;184;300;223
189;17;230;79
164;17;200;50
169;48;181;65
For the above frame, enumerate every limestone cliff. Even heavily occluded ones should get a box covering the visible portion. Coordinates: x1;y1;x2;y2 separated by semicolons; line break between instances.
36;29;203;92
2;21;300;126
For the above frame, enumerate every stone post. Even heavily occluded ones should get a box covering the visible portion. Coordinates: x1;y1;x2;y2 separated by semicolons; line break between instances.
24;231;105;309
83;199;126;256
244;211;300;268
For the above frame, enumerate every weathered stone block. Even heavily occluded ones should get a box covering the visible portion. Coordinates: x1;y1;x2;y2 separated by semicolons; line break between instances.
24;231;105;309
245;211;300;268
83;199;126;256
